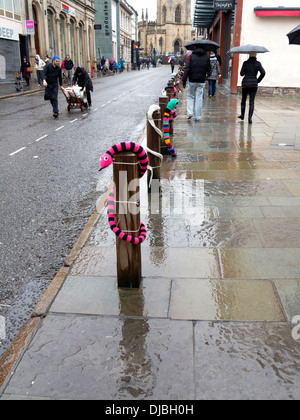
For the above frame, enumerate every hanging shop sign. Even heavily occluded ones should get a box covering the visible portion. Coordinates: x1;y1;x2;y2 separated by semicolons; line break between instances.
25;20;35;35
213;1;235;10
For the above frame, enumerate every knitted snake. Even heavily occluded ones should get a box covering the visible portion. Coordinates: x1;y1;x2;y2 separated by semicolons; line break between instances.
99;142;147;245
163;99;178;156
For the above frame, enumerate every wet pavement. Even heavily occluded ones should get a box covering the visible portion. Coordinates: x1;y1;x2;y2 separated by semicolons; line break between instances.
1;82;300;400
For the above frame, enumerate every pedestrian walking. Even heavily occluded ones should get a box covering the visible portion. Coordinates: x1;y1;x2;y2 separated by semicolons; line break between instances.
238;52;266;124
170;57;175;73
44;55;51;65
43;55;63;118
35;54;45;87
64;54;74;85
20;57;31;87
120;58;125;72
207;52;221;98
72;66;93;108
182;47;211;121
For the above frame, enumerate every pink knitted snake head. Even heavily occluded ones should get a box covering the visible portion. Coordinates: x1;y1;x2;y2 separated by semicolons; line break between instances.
99;153;113;171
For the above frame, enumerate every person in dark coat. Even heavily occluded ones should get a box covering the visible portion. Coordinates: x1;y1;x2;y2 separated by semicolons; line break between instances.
43;55;62;118
20;57;31;87
182;47;211;121
238;52;266;124
72;66;93;107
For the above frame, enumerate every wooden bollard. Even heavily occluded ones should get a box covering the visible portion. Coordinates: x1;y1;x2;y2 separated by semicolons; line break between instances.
159;96;170;155
147;108;161;189
113;152;141;288
165;87;174;101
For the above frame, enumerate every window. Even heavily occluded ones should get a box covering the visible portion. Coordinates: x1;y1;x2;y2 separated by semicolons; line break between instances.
1;0;19;12
5;0;12;12
59;15;66;60
70;19;77;64
47;9;55;56
13;0;20;14
175;6;181;24
159;37;163;54
79;24;83;66
162;6;166;23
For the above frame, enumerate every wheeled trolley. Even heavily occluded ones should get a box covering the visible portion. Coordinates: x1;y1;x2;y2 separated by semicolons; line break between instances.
61;86;87;112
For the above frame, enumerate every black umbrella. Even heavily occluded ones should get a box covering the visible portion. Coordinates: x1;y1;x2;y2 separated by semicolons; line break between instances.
287;24;300;45
185;39;220;52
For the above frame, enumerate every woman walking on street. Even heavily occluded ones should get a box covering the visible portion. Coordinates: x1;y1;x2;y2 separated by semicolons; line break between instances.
238;52;266;124
35;54;45;87
21;57;31;87
207;52;221;98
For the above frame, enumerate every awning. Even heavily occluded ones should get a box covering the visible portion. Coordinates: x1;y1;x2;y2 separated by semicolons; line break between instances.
193;1;216;28
193;0;235;29
254;7;300;17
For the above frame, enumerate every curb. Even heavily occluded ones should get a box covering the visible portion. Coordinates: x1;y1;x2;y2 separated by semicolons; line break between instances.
0;120;147;396
0;202;104;394
0;88;41;100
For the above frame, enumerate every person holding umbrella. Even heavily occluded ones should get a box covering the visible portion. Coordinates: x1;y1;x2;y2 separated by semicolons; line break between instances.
229;45;268;124
182;45;211;121
238;52;266;123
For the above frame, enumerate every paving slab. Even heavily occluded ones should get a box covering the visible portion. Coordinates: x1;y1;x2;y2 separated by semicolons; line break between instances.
2;315;195;400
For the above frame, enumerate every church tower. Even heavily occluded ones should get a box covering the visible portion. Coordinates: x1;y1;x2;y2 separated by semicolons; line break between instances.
138;0;193;56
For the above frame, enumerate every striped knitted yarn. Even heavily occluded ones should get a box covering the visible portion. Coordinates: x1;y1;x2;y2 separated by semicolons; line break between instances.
163;99;178;156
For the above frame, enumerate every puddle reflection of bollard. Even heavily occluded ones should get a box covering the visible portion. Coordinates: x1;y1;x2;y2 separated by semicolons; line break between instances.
147;106;163;190
113;153;141;288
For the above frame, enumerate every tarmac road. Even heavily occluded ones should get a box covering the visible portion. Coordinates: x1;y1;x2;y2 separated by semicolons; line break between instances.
0;64;171;357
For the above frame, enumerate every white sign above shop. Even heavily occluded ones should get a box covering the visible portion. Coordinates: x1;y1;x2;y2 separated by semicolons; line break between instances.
0;26;19;41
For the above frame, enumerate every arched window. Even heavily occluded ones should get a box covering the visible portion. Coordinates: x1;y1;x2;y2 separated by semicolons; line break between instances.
47;9;55;56
174;40;180;54
59;14;66;60
159;37;164;54
162;6;167;23
70;19;77;64
79;23;83;66
175;6;181;24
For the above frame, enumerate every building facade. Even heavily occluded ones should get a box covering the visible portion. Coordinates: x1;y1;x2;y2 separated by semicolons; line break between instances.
235;0;300;93
94;0;137;65
193;0;300;94
0;0;97;84
138;0;193;56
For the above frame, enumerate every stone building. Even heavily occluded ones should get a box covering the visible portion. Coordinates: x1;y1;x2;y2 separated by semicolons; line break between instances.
138;0;193;56
94;0;137;66
0;0;97;84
